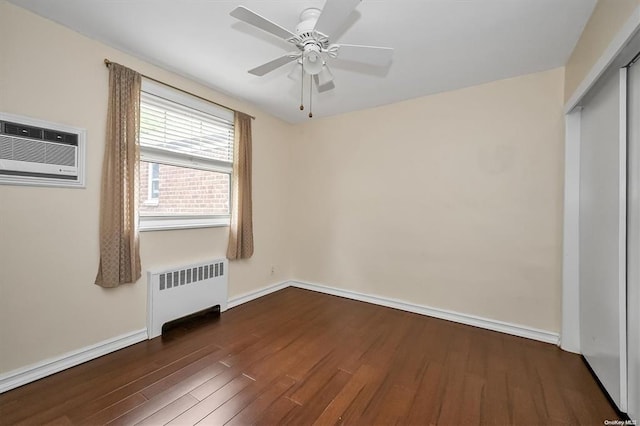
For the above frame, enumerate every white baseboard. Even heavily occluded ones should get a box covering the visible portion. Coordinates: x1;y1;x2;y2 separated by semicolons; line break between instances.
227;281;289;309
0;329;147;394
289;280;560;345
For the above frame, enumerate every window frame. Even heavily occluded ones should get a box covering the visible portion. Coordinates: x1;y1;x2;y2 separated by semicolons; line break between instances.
138;79;234;232
144;162;160;205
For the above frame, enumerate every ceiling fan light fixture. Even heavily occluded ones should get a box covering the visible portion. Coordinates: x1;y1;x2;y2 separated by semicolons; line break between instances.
288;61;302;80
302;46;323;75
317;65;334;87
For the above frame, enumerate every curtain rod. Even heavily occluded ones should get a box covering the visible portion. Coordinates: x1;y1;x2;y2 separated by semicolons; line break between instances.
104;59;255;120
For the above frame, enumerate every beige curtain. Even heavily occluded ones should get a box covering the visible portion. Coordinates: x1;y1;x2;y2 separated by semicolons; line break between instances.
95;62;142;288
227;112;254;260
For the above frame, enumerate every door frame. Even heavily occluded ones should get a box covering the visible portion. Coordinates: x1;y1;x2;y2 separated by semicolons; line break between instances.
562;6;640;414
562;6;640;354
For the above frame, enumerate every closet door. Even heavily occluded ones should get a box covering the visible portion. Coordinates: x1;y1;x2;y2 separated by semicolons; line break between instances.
579;67;627;412
627;56;640;421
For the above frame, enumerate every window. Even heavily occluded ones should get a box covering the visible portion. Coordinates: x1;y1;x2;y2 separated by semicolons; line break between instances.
138;80;234;231
145;162;160;203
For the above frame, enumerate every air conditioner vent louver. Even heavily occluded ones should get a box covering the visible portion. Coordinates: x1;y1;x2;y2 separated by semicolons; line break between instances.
0;113;85;188
45;144;75;166
9;138;44;163
0;137;11;159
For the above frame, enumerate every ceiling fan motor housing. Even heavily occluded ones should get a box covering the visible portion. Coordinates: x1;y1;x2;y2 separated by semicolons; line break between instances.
295;8;329;48
295;8;329;75
296;8;321;35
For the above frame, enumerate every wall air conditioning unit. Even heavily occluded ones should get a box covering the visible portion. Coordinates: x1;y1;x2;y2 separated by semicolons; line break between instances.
0;112;86;188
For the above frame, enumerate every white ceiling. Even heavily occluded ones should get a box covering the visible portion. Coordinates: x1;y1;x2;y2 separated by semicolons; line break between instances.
8;0;596;123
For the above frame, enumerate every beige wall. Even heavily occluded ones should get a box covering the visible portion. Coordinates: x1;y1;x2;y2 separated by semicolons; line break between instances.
0;1;293;373
564;0;640;102
290;68;565;332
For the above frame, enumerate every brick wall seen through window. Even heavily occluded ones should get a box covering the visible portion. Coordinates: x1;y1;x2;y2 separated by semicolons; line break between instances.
139;161;230;216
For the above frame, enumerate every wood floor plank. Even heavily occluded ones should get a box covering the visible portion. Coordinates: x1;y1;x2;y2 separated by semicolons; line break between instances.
166;374;254;425
197;374;291;425
287;351;346;405
281;369;352;424
41;415;73;426
404;362;446;425
78;393;149;426
140;358;227;400
369;383;415;425
243;323;335;382
532;357;573;424
391;321;431;390
225;376;297;426
0;287;621;426
218;322;306;369
564;387;606;425
136;393;199;425
481;368;513;425
336;364;390;424
311;364;376;426
458;373;485;426
189;366;243;401
252;396;298;426
511;386;542;425
433;351;468;425
356;318;431;424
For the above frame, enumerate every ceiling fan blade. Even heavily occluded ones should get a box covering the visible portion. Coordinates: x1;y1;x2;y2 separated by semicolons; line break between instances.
314;0;361;38
333;44;394;66
230;6;296;40
249;54;298;76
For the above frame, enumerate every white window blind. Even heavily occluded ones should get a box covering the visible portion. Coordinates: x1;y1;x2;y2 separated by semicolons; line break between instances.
139;80;234;173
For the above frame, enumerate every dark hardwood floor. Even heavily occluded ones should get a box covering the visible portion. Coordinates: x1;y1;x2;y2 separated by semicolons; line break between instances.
0;287;620;425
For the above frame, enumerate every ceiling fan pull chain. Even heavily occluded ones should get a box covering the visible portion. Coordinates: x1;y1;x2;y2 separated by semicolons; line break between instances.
300;60;305;111
308;74;313;118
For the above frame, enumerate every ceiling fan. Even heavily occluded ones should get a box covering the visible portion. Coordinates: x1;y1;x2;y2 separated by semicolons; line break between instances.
230;0;393;117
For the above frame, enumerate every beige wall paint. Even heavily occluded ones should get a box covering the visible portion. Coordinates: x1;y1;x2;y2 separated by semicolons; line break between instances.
564;0;640;102
290;68;565;332
0;1;293;373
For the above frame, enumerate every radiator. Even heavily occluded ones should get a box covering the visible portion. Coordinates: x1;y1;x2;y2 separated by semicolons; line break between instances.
147;259;228;339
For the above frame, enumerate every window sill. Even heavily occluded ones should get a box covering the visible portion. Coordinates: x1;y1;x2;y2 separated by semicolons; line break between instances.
139;216;230;232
